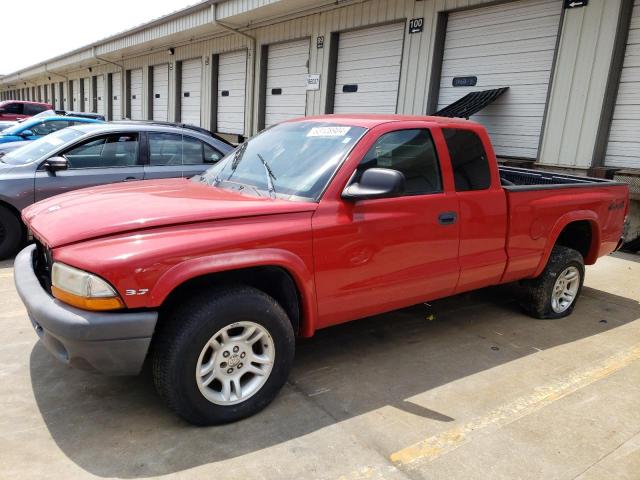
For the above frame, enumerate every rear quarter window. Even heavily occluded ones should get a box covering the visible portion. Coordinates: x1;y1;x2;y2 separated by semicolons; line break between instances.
443;128;491;192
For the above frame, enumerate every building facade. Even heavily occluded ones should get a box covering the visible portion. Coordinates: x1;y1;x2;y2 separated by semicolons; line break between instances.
0;0;639;241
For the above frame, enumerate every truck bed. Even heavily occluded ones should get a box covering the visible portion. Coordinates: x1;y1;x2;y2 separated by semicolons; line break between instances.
498;165;624;190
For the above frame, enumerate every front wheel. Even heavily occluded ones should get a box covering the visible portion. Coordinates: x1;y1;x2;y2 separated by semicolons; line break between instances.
151;286;295;425
520;246;585;319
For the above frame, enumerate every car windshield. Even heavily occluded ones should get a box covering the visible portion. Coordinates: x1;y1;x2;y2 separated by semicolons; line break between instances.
197;121;366;201
1;128;84;165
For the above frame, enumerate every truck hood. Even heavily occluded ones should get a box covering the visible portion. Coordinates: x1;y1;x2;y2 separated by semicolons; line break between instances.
23;178;318;248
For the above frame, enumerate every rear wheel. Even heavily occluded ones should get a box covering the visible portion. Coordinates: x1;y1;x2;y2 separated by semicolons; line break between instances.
0;205;24;260
151;286;295;425
520;246;585;319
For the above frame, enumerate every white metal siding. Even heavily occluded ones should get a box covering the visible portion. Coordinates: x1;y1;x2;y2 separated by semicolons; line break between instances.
129;68;143;119
82;78;91;112
111;72;122;120
152;64;169;121
96;76;105;115
181;58;202;126
217;50;247;135
334;23;404;114
438;0;562;159
265;39;309;127
606;1;640;168
72;79;80;110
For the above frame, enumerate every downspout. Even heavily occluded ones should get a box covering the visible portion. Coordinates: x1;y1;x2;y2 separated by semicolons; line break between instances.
212;3;256;135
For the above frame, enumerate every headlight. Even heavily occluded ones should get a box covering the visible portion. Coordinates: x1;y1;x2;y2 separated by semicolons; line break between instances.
51;262;124;311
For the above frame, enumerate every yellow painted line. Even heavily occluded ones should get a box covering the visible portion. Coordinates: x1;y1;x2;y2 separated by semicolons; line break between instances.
390;344;640;467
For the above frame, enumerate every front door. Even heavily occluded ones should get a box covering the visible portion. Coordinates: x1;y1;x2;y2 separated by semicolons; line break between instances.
312;126;460;328
35;132;144;202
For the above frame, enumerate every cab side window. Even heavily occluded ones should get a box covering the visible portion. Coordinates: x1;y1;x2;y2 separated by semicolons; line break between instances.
183;136;223;165
3;103;22;114
354;129;442;195
443;128;491;191
24;104;47;115
63;133;139;168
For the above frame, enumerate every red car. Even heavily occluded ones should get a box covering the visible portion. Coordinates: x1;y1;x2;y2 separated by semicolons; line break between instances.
0;100;53;121
15;115;628;425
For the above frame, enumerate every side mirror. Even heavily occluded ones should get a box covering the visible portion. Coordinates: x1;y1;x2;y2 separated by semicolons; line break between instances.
342;168;405;201
20;129;34;137
43;156;68;172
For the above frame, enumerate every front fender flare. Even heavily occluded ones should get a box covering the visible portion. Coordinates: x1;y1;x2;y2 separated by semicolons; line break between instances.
149;248;319;337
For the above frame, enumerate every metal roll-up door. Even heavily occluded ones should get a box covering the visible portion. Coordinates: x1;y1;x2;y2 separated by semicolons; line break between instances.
82;78;91;112
96;76;105;115
72;79;80;110
111;72;122;120
438;0;562;159
265;39;309;127
217;50;247;135
152;64;169;121
129;68;143;120
181;58;202;126
605;0;640;168
334;23;405;114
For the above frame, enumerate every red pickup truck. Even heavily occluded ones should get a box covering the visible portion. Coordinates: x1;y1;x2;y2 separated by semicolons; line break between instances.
14;115;628;425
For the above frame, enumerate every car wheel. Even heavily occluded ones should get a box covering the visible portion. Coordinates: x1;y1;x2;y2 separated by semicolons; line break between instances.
520;246;585;319
151;285;295;425
0;205;24;260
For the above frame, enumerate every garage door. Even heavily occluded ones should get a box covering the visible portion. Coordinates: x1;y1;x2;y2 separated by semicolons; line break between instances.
152;64;169;121
96;76;105;115
111;72;122;120
217;50;247;135
438;0;562;159
334;23;404;114
72;79;81;111
605;0;640;168
82;77;91;112
129;68;143;120
265;39;309;127
181;58;202;126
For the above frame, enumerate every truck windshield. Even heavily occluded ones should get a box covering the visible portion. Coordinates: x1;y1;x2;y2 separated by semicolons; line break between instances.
0;128;83;165
197;121;367;201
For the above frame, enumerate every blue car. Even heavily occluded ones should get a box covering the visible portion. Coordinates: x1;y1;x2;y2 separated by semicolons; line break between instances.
0;116;103;144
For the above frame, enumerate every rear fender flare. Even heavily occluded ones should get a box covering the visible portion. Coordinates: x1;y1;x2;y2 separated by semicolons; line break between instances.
149;248;318;337
533;210;600;277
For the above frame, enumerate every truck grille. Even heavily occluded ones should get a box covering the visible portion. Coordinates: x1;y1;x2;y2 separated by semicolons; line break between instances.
33;240;53;293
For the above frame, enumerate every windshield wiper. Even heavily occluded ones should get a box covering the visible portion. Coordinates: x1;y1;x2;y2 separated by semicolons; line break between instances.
257;153;277;199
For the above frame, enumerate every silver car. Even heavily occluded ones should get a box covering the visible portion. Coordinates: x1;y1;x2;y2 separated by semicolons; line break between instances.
0;122;234;258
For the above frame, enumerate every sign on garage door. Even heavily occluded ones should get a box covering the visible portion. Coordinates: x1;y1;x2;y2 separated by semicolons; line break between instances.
217;50;247;135
152;64;169;121
82;77;91;112
96;76;105;115
181;58;202;126
111;72;122;120
438;0;562;158
265;39;309;127
605;0;640;169
129;68;143;120
333;23;405;114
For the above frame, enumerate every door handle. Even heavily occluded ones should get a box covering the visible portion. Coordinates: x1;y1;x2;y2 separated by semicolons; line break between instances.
123;177;139;182
438;211;457;225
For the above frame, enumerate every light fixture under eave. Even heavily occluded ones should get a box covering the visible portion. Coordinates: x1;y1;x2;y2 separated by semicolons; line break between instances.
168;47;175;55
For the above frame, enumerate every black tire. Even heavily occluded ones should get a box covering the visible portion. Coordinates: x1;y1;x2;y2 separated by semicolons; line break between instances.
520;246;585;319
151;285;295;426
0;205;24;260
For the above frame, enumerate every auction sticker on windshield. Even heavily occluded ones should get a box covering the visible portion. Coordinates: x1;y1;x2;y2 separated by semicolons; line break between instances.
307;126;351;137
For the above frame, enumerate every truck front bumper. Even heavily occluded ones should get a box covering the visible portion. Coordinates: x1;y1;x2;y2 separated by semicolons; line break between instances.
14;245;158;375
